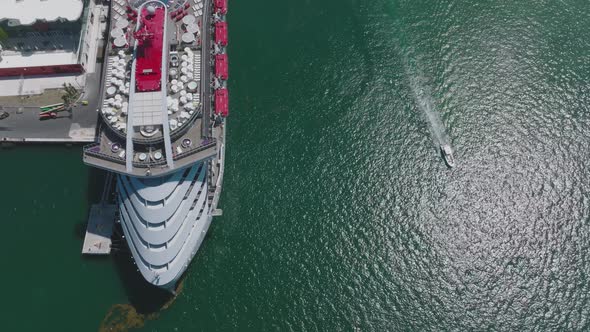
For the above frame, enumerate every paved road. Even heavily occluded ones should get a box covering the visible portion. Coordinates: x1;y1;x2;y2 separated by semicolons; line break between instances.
0;63;103;143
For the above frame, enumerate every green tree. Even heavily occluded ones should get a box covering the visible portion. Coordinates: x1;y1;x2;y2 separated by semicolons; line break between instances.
61;83;79;109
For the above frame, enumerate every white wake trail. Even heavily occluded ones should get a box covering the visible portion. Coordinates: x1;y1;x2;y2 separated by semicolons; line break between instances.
401;53;449;147
408;76;449;146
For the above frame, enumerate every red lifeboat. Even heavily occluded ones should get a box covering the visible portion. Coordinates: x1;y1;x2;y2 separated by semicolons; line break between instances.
214;0;228;14
215;88;229;117
215;22;228;46
215;54;228;80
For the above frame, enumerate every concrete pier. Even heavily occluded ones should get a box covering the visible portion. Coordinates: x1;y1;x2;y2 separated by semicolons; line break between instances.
82;172;116;255
0;2;106;144
0;65;102;144
82;204;116;255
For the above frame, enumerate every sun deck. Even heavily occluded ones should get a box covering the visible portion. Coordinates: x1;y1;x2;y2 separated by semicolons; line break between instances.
85;0;212;177
134;5;165;92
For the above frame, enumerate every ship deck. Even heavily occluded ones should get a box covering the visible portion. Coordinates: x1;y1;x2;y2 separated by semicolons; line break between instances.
85;0;215;177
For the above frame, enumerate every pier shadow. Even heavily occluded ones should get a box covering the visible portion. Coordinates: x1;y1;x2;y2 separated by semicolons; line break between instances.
74;221;88;240
86;168;110;203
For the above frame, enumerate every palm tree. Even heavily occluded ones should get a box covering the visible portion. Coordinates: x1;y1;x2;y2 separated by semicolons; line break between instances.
61;83;80;110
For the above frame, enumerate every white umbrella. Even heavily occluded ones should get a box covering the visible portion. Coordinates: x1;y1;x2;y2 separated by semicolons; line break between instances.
180;75;188;83
116;19;129;29
179;96;187;105
106;86;117;96
111;28;124;38
180;111;190;119
186;24;199;34
181;33;195;43
182;15;196;25
114;37;126;48
187;81;198;92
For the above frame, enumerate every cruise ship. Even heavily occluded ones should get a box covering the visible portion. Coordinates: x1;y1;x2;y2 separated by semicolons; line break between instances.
83;0;228;291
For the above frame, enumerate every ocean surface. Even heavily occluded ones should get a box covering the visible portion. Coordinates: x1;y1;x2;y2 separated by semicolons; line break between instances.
2;0;590;330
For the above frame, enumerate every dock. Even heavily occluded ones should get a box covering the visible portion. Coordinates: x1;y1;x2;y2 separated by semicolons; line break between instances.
82;204;116;254
0;1;106;145
82;172;116;255
0;68;102;144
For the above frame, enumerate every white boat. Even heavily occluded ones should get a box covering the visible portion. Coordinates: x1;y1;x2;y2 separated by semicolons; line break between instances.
440;144;455;168
83;0;229;292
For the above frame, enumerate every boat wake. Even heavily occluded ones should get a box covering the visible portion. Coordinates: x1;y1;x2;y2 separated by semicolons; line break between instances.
407;70;449;147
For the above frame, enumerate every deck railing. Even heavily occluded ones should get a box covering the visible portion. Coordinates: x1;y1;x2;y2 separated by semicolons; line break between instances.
174;138;216;160
83;138;217;169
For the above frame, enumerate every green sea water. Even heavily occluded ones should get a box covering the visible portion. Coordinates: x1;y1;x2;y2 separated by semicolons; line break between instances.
2;0;590;330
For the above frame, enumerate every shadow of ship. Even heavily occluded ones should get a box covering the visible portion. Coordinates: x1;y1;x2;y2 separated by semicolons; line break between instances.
111;222;177;314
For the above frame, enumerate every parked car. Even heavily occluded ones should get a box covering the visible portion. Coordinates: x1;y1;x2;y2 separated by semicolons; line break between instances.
0;111;8;120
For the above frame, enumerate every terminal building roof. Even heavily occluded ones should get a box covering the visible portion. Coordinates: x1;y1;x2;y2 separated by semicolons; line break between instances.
0;0;84;26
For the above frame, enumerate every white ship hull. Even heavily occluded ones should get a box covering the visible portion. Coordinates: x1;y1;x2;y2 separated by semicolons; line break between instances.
83;0;229;291
117;162;212;291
